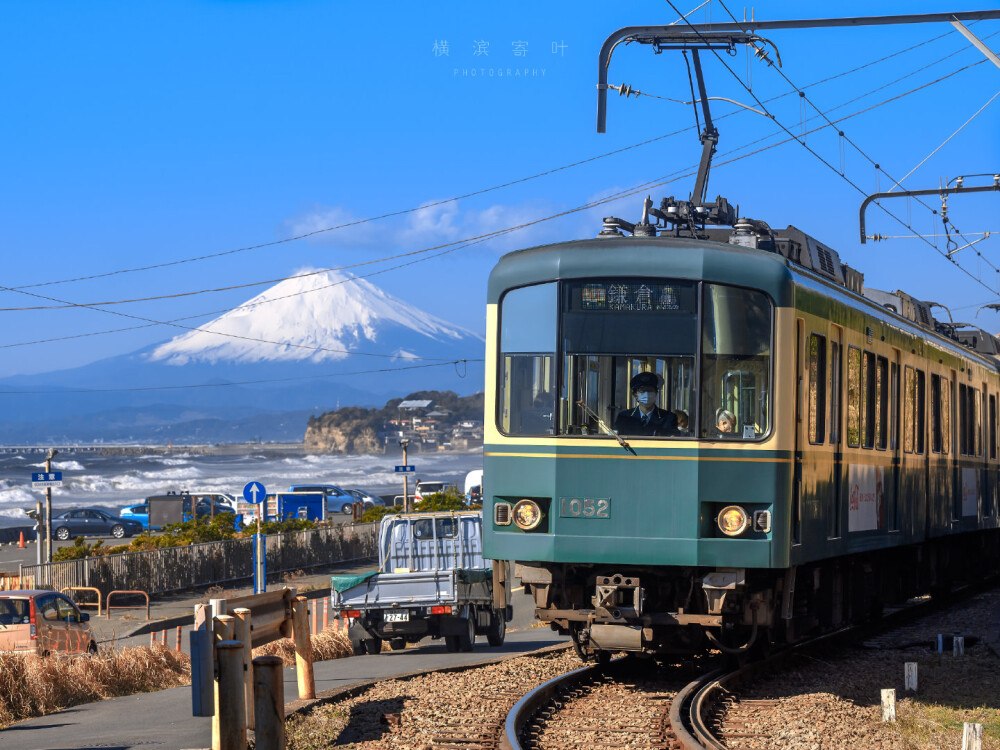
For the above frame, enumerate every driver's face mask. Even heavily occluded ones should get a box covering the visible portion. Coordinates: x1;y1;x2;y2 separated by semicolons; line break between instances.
635;390;657;407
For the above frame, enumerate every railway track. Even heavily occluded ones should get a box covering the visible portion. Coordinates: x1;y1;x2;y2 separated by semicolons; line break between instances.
501;656;726;750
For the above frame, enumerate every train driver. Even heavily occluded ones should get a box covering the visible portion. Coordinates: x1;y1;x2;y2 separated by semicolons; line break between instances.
613;372;679;437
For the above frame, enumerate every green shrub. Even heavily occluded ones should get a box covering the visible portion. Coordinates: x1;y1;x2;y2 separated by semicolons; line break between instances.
414;487;472;512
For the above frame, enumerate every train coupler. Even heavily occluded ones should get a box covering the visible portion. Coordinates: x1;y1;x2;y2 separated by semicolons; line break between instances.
701;568;746;615
593;573;644;620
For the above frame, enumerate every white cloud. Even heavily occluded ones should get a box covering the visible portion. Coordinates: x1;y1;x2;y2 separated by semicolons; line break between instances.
285;197;571;255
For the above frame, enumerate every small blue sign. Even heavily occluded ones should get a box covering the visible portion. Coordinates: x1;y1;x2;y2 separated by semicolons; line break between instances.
243;481;267;504
394;465;415;473
32;472;62;482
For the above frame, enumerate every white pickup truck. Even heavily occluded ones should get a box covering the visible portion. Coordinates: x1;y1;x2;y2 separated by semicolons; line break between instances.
331;510;510;654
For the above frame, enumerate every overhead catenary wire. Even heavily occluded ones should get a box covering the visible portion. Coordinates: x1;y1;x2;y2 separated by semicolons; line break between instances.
0;56;990;353
9;21;979;293
664;0;1000;295
2;49;987;316
713;0;1000;280
0;359;482;396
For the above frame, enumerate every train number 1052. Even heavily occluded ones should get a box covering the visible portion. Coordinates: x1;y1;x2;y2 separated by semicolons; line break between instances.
559;497;611;519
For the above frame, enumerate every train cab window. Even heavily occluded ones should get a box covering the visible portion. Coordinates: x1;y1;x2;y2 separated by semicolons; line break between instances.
532;278;772;441
499;283;557;435
847;346;861;447
699;284;772;438
808;334;826;444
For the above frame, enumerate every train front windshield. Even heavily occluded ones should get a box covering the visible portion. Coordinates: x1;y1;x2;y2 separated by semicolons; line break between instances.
499;278;773;440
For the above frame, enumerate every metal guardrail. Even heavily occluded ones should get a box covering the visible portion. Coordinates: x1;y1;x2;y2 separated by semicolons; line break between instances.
20;523;377;598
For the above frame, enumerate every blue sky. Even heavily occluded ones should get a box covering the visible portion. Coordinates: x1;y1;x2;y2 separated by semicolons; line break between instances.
1;1;998;380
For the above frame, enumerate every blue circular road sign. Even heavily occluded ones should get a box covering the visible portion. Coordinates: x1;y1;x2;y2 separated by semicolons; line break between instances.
243;481;267;504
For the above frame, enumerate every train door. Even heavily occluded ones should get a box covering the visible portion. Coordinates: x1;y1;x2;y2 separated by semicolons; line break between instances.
829;326;843;540
889;352;901;532
902;364;927;538
793;318;803;547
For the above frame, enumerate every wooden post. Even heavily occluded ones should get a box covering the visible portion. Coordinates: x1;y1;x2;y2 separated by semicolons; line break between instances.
904;662;918;692
881;688;896;722
963;722;983;750
216;641;247;750
233;607;254;731
292;596;315;700
953;635;965;655
323;599;329;631
253;656;285;750
212;615;235;750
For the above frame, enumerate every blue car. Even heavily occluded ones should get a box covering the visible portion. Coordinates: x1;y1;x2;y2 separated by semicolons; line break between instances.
120;503;151;530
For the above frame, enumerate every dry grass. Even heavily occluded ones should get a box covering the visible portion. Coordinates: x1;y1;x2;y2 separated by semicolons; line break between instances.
252;628;361;665
0;644;190;729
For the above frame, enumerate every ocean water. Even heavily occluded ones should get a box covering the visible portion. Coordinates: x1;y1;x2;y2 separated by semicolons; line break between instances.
0;448;484;528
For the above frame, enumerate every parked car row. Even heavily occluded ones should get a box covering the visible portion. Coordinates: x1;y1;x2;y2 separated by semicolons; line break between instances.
287;484;385;515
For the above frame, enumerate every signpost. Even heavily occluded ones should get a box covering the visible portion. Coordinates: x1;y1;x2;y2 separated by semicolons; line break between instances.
394;465;415;473
243;482;267;594
31;472;63;488
34;451;59;564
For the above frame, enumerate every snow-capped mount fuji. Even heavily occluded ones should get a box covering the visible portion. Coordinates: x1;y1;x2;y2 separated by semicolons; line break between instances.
147;268;480;366
0;270;485;443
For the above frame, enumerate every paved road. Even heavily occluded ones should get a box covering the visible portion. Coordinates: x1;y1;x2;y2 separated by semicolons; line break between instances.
0;628;568;750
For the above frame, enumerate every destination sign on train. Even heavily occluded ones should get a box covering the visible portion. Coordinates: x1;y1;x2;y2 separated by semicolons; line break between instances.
565;279;697;313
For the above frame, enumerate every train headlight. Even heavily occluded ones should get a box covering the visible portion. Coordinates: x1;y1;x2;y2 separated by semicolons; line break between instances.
717;505;749;537
513;499;543;530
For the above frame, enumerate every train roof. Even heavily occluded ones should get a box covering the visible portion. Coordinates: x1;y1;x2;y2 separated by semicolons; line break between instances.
489;223;1000;363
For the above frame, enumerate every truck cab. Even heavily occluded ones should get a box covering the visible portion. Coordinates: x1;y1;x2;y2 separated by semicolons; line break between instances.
332;511;508;654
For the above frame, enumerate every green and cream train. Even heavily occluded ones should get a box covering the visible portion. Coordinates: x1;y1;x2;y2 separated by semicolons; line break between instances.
482;216;1000;659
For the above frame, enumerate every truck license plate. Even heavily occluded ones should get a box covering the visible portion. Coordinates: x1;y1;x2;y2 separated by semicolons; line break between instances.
384;611;409;623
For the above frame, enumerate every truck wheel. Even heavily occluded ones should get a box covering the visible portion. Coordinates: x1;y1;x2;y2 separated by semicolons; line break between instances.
350;638;366;656
363;637;382;654
487;610;506;647
389;637;406;651
445;635;460;652
457;616;475;652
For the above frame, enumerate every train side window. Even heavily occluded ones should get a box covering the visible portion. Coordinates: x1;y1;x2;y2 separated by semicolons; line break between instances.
916;370;926;454
862;351;876;449
905;367;926;454
931;375;942;453
904;366;915;454
876;355;888;450
975;387;983;457
941;377;952;455
808;333;826;444
959;384;970;456
890;361;899;450
990;394;996;460
829;341;841;446
847;346;861;447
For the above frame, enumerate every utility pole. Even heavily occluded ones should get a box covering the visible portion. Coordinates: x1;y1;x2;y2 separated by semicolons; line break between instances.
45;448;57;564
